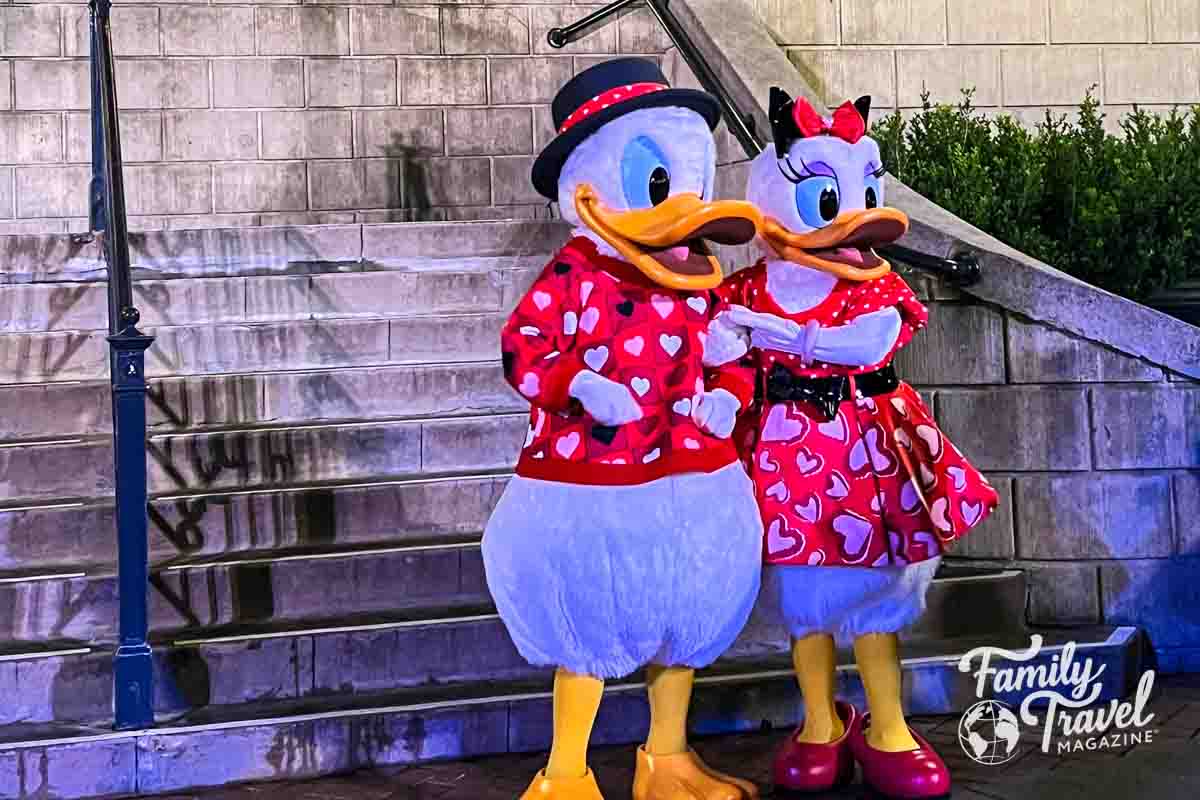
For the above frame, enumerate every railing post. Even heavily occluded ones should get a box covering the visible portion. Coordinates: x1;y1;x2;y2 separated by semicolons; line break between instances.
90;0;155;730
110;309;155;731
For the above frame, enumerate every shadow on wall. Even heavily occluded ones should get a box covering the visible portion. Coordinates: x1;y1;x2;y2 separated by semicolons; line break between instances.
384;132;434;222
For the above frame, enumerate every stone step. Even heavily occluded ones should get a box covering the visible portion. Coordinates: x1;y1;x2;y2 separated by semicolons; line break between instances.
0;474;508;573
0;220;569;285
0;567;1028;724
0;361;520;443
920;563;1029;639
0;265;538;335
0;611;533;726
0;413;525;505
0;542;490;644
0;625;1144;798
0;311;506;384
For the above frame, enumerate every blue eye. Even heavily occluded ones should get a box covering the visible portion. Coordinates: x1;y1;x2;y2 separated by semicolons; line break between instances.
621;136;671;208
794;176;840;227
865;174;882;208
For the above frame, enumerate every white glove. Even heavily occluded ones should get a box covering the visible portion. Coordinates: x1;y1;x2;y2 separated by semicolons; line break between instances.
750;319;822;364
750;307;903;367
811;307;902;367
702;311;750;367
691;388;740;438
569;370;644;425
722;305;804;340
704;305;806;366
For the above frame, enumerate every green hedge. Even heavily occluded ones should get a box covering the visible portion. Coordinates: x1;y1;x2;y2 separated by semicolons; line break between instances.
873;91;1200;301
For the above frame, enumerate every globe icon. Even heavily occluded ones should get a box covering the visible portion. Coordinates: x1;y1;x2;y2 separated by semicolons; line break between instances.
958;700;1021;764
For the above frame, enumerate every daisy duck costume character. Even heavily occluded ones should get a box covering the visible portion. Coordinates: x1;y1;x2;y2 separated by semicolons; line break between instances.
711;89;1000;799
482;58;768;800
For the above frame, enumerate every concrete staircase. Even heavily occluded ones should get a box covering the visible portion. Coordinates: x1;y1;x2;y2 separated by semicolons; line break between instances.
0;221;1144;798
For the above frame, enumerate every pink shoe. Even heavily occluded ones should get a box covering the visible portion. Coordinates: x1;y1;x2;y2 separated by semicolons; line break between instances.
848;712;951;799
772;701;857;794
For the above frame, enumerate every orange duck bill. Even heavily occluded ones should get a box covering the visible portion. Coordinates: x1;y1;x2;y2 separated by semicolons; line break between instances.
574;183;763;291
763;207;909;282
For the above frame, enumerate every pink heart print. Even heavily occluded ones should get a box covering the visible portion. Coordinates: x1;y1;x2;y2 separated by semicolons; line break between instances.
825;471;850;499
795;494;821;523
651;294;675;318
947;465;967;491
848;426;895;474
930;496;953;533
833;512;874;557
761;405;808;443
519;372;540;398
765;481;790;503
579;307;601;334
555;431;581;458
767;516;802;555
817;412;848;443
794;448;824;476
916;424;943;461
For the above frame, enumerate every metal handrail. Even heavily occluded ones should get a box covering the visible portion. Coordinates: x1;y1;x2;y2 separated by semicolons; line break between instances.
88;0;155;731
547;0;981;286
548;0;763;157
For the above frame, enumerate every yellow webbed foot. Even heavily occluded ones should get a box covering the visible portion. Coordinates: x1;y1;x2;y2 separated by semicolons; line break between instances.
632;747;755;800
690;750;760;798
519;768;605;800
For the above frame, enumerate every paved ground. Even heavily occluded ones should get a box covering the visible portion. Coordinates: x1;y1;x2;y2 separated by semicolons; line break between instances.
157;675;1200;800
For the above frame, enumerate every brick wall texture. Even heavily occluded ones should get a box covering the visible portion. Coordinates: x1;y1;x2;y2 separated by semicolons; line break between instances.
0;2;675;234
4;2;1197;233
758;0;1200;127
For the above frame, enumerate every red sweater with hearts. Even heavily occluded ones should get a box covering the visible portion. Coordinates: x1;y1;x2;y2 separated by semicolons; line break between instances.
501;237;753;486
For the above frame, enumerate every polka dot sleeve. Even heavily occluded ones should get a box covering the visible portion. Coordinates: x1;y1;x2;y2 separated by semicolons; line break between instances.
712;261;757;308
843;272;929;355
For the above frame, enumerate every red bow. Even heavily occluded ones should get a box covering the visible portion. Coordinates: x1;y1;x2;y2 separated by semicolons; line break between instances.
791;98;866;144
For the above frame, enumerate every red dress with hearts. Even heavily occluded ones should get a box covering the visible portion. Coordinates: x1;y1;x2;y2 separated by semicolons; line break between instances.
717;261;999;568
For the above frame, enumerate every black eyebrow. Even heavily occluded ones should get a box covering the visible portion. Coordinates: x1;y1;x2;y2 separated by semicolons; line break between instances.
867;163;887;178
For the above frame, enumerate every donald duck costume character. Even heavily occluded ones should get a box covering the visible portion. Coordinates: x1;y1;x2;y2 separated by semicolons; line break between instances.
711;89;1000;799
482;58;768;800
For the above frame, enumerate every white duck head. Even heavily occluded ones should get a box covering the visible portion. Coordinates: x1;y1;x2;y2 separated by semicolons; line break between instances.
747;89;908;283
532;58;762;291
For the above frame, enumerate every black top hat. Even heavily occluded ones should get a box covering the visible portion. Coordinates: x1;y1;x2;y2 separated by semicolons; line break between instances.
530;57;721;200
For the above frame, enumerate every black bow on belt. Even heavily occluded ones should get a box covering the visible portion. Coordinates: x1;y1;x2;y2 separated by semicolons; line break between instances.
765;363;899;421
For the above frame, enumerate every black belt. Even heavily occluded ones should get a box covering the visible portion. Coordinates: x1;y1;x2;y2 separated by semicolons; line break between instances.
765;363;900;421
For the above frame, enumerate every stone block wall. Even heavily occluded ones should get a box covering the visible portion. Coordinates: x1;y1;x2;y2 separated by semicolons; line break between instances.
884;276;1198;671
0;2;674;234
752;0;1200;129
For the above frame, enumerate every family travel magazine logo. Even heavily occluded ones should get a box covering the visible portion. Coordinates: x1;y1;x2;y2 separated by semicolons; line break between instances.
955;634;1156;764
